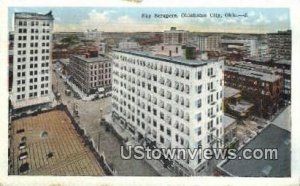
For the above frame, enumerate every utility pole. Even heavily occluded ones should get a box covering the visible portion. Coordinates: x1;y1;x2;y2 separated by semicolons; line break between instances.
100;108;103;124
97;131;101;153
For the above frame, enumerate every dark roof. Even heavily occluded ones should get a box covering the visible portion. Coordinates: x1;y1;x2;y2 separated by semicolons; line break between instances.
15;11;54;20
71;55;110;63
113;49;219;67
219;124;290;177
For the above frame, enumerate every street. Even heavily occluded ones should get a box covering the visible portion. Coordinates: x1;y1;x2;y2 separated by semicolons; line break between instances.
52;68;159;176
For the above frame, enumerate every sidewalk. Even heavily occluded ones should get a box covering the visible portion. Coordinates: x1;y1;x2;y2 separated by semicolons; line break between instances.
55;69;97;101
105;114;176;176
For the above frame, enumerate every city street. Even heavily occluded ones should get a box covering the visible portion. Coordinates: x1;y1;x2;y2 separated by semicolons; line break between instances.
52;69;159;176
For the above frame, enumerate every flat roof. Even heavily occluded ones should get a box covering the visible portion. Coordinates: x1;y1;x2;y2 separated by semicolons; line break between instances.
9;110;105;175
12;96;52;109
223;115;236;128
225;65;281;82
71;55;110;63
272;105;291;132
224;86;241;98
274;59;291;66
113;48;220;67
15;11;54;20
57;58;70;65
219;124;290;177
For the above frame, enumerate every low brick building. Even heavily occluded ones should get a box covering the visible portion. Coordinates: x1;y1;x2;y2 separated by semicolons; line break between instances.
224;63;283;119
69;51;112;94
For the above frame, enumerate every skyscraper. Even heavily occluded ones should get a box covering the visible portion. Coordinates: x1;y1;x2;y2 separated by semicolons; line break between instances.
111;49;224;175
11;11;54;111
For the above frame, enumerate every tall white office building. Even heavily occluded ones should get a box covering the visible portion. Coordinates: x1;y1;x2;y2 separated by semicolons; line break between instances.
163;27;188;45
111;49;224;175
11;11;54;111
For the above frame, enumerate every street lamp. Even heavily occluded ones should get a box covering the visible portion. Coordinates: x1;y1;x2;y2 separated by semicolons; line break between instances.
100;108;103;125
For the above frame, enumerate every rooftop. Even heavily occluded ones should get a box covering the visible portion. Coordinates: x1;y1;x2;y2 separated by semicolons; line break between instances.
224;86;241;98
223;115;237;128
56;58;70;65
227;100;254;115
218;124;290;177
272;105;291;132
9;109;105;175
225;65;281;82
15;11;54;20
11;96;52;109
274;59;291;66
113;48;221;67
71;55;110;63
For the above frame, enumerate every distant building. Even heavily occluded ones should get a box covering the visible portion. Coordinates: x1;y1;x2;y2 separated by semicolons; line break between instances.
273;59;291;101
244;58;291;102
198;36;208;52
207;35;221;51
224;62;284;118
10;11;54;111
52;48;69;59
112;48;224;175
52;44;99;60
53;32;85;42
221;38;258;58
257;44;270;59
137;33;163;46
217;124;290;177
84;29;103;42
267;30;291;60
163;27;188;45
69;51;111;94
153;44;185;57
118;40;140;50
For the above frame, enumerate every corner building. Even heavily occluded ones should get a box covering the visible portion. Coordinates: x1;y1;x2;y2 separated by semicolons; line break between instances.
111;49;224;175
11;12;54;111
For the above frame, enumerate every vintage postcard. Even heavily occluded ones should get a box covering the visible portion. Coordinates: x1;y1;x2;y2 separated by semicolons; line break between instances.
1;0;299;185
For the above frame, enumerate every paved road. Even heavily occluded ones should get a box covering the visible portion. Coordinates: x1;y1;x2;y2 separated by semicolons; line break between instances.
52;69;159;176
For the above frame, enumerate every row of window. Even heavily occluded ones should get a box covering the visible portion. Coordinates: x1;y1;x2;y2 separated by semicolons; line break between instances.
17;35;50;41
116;103;190;148
17;64;48;70
16;84;49;91
18;28;50;34
18;20;50;27
90;74;111;80
113;55;219;80
90;63;111;69
16;90;49;100
17;55;50;63
17;42;50;48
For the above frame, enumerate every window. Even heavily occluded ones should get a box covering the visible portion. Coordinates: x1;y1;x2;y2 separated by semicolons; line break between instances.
197;85;202;94
197;71;202;80
207;67;214;76
160;125;164;132
207;82;213;91
153;120;157;127
153;109;157;116
167;129;171;136
196;113;202;122
160;136;165;144
197;99;202;108
197;127;201;136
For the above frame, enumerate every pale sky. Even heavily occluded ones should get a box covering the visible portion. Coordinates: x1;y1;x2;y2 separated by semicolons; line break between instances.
8;7;290;33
